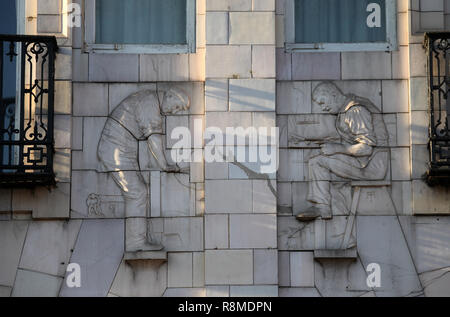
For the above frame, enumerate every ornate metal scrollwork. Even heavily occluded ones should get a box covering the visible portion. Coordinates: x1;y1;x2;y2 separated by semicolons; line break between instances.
0;34;58;187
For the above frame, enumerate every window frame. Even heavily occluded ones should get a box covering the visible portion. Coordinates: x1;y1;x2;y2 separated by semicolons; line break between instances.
285;0;397;52
83;0;196;54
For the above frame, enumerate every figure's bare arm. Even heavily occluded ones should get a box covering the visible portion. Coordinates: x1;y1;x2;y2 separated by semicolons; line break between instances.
321;142;373;157
147;134;180;172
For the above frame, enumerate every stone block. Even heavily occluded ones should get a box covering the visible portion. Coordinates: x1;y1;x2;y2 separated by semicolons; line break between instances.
278;216;315;250
276;48;291;80
292;53;341;80
206;45;251;78
411;145;429;179
0;189;11;213
163;217;204;251
411;111;429;145
53;81;72;115
230;214;277;248
55;48;72;80
278;149;304;181
356;187;396;216
193;252;205;287
38;0;61;14
410;77;428;111
168;253;193;288
314;258;370;297
413;220;450;274
12;185;70;219
71;117;107;170
60;219;124;297
205;180;252;213
253;180;277;213
397;113;410;147
279;287;321;297
278;251;290;287
19;220;81;277
110;260;167;297
89;54;139;82
254;249;278;285
409;44;427;77
73;83;109;116
207;0;252;11
276;81;311;114
357;216;423;296
421;267;450;297
205;250;253;285
206;286;229;297
205;214;229;249
391;147;411;181
229;79;276;112
205;79;229;112
140;54;189;82
189;48;206;81
37;14;61;33
0;286;11;297
161;173;191;217
290;252;314;287
229;12;275;44
252;45;276;78
392;46;409;79
275;14;284;48
253;0;275;11
12;270;62;297
54;115;71;148
108;83;157;113
412;180;450;214
230;286;278;297
72;49;88;81
164;288;206;297
206;12;229;44
342;52;391;80
205;162;229;179
382;80;409;113
0;221;29;286
71;171;125;219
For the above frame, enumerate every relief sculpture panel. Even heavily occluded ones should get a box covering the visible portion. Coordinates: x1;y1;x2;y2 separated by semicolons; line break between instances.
97;89;190;252
289;82;390;250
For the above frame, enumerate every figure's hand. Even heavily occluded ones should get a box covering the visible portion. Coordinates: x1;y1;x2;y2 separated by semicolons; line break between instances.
321;143;340;156
165;165;180;173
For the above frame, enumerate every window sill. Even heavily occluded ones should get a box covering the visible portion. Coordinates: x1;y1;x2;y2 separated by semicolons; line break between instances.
285;42;397;53
83;43;195;55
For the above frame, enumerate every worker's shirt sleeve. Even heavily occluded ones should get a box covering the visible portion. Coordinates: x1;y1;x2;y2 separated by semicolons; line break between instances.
342;106;377;146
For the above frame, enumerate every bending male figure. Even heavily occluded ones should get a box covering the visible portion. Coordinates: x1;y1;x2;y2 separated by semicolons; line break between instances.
98;89;189;252
296;83;386;222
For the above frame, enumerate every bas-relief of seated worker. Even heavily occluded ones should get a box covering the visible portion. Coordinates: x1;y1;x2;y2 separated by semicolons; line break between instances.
97;88;190;252
295;82;389;222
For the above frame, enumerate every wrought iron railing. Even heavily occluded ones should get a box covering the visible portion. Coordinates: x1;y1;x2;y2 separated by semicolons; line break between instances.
425;33;450;185
0;35;58;187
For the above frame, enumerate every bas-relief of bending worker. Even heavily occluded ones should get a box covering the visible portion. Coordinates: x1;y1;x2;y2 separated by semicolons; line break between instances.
97;89;189;252
295;82;389;222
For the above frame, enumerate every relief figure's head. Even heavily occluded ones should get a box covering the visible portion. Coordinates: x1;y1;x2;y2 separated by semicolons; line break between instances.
161;88;190;114
312;82;346;114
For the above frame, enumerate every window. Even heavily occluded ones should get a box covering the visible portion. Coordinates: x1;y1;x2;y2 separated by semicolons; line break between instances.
285;0;397;52
84;0;196;54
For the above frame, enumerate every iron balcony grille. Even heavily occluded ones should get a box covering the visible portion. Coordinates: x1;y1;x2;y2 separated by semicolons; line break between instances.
0;34;58;187
425;33;450;185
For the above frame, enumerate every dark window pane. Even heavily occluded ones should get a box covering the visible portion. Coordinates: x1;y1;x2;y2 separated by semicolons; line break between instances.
295;0;387;43
96;0;187;45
